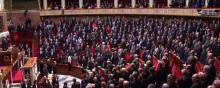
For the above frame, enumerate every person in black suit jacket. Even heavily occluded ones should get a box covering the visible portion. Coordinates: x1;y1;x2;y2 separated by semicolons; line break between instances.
1;38;8;51
177;69;192;88
43;77;52;88
201;65;216;88
51;61;57;74
63;82;68;88
52;75;59;88
21;79;31;88
71;78;77;88
32;80;40;88
190;74;202;88
42;64;49;76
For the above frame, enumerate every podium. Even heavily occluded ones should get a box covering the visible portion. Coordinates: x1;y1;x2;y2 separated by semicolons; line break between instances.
0;46;23;87
21;57;38;85
0;46;19;66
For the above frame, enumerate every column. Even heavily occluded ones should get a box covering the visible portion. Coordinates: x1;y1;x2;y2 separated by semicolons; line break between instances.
149;0;154;8
2;0;4;10
38;0;41;10
10;71;13;84
114;0;118;8
0;72;3;88
186;0;189;7
205;0;208;7
131;0;136;8
79;0;83;8
43;0;48;10
30;68;34;84
97;0;101;8
0;0;4;10
167;0;172;7
6;79;9;88
0;80;2;88
61;0;65;9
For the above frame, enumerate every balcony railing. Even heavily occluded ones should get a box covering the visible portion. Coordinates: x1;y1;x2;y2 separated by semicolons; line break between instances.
40;8;220;17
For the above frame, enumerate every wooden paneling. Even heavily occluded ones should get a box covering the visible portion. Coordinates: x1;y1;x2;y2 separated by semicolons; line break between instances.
4;0;12;10
0;52;23;79
0;51;12;66
23;57;37;68
6;10;40;26
12;0;39;10
56;64;86;79
0;16;3;31
0;12;7;32
0;66;12;79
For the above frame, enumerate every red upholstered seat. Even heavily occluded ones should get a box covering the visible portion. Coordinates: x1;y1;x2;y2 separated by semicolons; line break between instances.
12;69;22;83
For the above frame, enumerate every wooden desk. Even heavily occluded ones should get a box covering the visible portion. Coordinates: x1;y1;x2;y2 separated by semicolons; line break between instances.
23;57;37;69
0;52;23;79
0;66;12;79
56;64;86;79
22;57;38;84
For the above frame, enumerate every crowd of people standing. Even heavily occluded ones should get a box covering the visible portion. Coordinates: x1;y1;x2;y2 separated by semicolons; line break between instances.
27;16;220;88
7;15;220;88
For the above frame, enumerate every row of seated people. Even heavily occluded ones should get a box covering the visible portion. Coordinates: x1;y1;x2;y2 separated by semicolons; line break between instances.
9;16;220;88
41;0;220;10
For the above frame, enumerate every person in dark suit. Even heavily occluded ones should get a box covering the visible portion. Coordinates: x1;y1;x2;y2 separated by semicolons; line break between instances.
42;64;49;76
1;38;7;51
8;21;15;33
167;74;178;88
63;82;68;88
155;62;168;88
71;78;77;88
32;80;40;88
21;79;31;88
47;59;53;73
38;60;45;77
51;61;57;74
177;69;192;88
43;77;52;88
201;65;216;88
190;74;202;88
52;75;59;88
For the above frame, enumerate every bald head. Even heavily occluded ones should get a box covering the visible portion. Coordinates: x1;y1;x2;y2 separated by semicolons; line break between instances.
192;74;200;83
207;85;214;88
203;65;211;73
213;80;220;88
109;84;115;88
162;83;169;88
123;80;129;88
147;83;155;88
